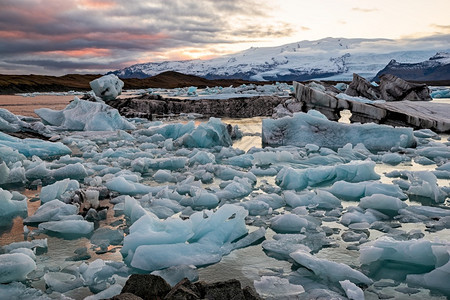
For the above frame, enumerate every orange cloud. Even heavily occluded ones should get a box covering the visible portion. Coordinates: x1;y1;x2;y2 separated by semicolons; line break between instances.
78;0;116;9
37;48;112;57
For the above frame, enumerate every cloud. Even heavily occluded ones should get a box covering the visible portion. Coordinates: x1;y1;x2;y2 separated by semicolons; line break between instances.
0;0;295;74
352;7;378;13
431;24;450;33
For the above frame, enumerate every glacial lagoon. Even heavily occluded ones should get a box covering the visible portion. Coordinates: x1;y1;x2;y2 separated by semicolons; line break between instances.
0;90;449;299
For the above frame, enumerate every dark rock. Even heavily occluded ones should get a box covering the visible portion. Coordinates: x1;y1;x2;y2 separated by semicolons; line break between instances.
108;95;287;119
345;73;381;100
110;293;144;300
164;278;201;300
203;279;246;300
379;74;431;101
121;274;172;300
242;286;263;300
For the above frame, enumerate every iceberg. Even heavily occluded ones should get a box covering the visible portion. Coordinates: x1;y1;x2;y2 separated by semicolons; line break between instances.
328;180;407;201
35;97;135;131
39;178;80;203
275;161;380;191
0;132;71;158
89;74;124;101
358;194;407;217
254;276;304;299
290;249;373;285
38;219;94;236
0;253;36;283
123;204;249;271
24;199;78;223
0;188;27;218
262;110;416;151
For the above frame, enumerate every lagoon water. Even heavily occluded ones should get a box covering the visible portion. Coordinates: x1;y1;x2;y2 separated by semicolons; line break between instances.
0;93;449;299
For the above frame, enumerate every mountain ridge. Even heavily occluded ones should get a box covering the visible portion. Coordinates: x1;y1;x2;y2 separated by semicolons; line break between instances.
111;36;450;81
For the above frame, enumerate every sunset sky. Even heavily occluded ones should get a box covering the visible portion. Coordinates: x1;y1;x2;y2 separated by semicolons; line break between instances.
1;0;449;75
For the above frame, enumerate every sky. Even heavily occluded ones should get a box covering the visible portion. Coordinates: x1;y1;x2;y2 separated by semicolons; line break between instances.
1;0;449;75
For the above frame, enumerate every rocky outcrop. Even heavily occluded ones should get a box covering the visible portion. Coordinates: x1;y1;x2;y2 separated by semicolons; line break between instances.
108;94;288;119
292;80;450;133
379;74;432;101
345;73;381;100
120;274;172;300
112;275;262;300
345;73;431;101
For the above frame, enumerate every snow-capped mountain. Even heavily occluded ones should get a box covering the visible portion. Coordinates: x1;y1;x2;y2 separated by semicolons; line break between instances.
111;36;450;81
373;52;450;81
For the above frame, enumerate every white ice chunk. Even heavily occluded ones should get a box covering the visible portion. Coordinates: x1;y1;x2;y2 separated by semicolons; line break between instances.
24;199;78;223
0;132;71;158
89;74;124;101
0;188;27;218
329;181;407;201
270;214;309;233
40;179;80;203
262;110;416;151
290;249;372;285
43;271;84;293
84;284;123;300
276;161;380;191
106;176;161;196
406;171;447;203
339;280;365;300
35;97;135;131
9;248;36;261
0;253;36;283
359;194;407;216
38;219;94;235
254;276;305;299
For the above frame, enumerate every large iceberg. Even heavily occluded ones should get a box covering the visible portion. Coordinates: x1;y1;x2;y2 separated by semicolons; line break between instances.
89;74;124;101
35;97;135;131
262;110;416;151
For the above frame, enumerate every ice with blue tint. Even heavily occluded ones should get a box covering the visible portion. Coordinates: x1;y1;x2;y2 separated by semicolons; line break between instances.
360;237;450;285
24;199;78;223
254;276;305;299
124;204;248;271
84;284;122;300
35;97;135;131
89;74;124;101
0;282;51;300
339;280;364;300
276;161;380;191
290;249;373;285
406;171;447;203
38;219;94;235
179;117;233;148
328;180;407;201
1;239;48;253
270;214;310;233
0;188;27;219
215;177;253;200
131;157;188;172
283;190;341;209
407;258;450;296
0;253;36;283
359;194;407;216
106;176;163;196
341;206;389;226
0;109;27;132
9;248;36;261
39;179;80;203
79;259;129;292
180;187;219;209
0;146;26;165
430;88;450;98
262;110;416;151
0;132;71;158
138;122;195;140
43;271;84;293
189;151;216;165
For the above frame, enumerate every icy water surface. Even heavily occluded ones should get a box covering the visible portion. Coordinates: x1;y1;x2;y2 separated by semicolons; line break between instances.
0;95;449;299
